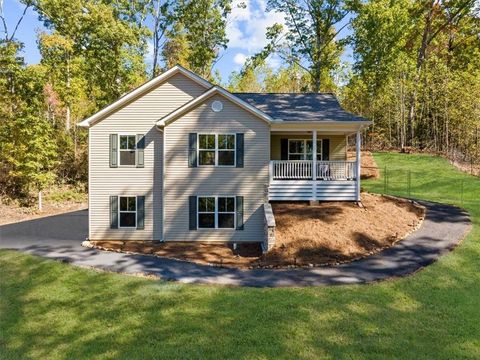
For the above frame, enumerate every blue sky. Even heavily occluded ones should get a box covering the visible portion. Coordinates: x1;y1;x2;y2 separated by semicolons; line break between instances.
3;0;352;81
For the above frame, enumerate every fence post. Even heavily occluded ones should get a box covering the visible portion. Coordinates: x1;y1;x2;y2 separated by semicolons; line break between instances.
384;166;387;194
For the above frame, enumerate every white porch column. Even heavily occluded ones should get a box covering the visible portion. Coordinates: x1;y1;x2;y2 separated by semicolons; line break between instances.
312;130;317;201
355;130;362;202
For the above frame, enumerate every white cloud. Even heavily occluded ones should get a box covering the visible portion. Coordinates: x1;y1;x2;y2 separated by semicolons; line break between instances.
226;0;286;53
233;52;247;65
265;53;281;70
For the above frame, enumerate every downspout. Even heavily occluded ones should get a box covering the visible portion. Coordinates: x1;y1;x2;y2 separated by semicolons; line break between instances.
156;124;165;242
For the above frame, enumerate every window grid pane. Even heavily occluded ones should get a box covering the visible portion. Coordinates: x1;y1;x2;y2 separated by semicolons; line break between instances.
218;135;235;149
127;136;136;149
199;134;215;149
218;213;234;228
218;197;235;229
120;135;136;150
120;213;136;227
119;196;136;227
218;150;234;166
198;196;216;229
198;134;236;166
120;151;136;166
198;197;215;212
119;135;136;166
197;196;235;229
198;214;215;228
288;139;322;160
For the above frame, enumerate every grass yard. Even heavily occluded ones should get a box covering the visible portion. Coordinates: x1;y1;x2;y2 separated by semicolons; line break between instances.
1;153;480;359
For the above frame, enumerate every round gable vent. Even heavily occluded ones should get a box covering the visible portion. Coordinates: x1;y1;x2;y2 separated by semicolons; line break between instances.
211;100;223;112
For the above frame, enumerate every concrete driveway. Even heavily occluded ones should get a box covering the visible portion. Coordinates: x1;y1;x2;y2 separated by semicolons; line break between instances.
0;202;471;287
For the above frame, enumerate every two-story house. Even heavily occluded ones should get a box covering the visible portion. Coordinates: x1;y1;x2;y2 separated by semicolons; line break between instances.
78;65;370;246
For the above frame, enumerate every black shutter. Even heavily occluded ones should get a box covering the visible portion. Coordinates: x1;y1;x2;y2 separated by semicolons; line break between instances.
236;196;244;230
280;139;288;160
322;139;330;160
110;196;118;229
188;133;197;167
189;196;197;230
110;134;118;168
136;134;145;168
136;196;145;230
236;133;244;168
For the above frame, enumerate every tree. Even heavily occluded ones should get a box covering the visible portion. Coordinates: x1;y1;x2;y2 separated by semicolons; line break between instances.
344;0;480;165
148;0;173;77
0;43;58;202
261;0;352;92
29;0;149;106
162;0;232;78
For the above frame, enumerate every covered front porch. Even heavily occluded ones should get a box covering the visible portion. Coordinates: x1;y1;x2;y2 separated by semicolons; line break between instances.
268;127;362;201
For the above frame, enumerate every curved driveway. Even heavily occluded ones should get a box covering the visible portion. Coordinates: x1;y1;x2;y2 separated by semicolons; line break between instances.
0;201;471;287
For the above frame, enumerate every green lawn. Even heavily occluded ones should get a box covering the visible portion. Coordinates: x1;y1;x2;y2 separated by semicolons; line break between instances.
1;153;480;359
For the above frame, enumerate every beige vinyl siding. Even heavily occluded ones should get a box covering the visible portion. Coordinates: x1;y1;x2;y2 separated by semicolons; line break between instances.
88;73;206;241
270;134;347;160
164;94;270;242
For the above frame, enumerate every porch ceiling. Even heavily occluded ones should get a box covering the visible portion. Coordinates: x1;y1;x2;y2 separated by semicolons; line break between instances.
270;131;352;136
270;121;369;135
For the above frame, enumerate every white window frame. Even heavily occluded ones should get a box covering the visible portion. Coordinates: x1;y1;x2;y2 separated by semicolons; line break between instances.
197;195;236;229
118;195;137;229
197;133;236;167
118;134;137;167
287;139;323;160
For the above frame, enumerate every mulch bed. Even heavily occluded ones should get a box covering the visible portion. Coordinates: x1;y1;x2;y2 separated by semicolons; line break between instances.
89;193;425;269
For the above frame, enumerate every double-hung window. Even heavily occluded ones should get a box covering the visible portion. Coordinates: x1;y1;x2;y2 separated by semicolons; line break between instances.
197;196;235;229
119;196;137;228
288;139;323;161
198;134;235;166
119;135;136;166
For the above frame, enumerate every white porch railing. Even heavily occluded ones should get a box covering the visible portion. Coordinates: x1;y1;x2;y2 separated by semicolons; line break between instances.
271;160;312;179
270;160;357;181
317;161;356;180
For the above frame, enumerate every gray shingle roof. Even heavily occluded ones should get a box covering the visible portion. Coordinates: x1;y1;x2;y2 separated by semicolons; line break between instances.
233;93;367;122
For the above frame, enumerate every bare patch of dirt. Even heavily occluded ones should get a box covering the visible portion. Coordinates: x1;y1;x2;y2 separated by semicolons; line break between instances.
0;186;87;225
347;151;380;179
90;193;425;269
449;159;480;177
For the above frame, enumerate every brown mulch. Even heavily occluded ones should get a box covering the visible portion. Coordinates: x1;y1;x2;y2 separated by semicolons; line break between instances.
347;151;380;179
0;198;87;226
91;193;425;269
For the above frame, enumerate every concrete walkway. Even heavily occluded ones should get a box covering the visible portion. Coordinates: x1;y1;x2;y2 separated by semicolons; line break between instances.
0;201;471;287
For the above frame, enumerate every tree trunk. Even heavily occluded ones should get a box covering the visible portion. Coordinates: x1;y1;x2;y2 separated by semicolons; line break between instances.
406;0;436;148
66;105;71;131
38;191;42;212
66;56;71;131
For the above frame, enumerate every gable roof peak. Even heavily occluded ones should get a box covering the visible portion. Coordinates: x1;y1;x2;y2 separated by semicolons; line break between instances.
77;65;212;128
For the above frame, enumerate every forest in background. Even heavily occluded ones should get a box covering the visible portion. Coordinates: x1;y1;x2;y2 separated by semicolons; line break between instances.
1;0;479;203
